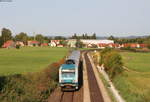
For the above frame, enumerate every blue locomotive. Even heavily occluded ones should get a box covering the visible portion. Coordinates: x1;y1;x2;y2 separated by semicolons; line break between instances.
59;50;80;91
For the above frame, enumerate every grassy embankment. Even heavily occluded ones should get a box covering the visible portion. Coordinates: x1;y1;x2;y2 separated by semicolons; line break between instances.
0;47;68;102
113;52;150;102
0;47;68;75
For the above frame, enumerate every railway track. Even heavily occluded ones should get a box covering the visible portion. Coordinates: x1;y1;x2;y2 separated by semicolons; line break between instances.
48;87;83;102
84;52;104;102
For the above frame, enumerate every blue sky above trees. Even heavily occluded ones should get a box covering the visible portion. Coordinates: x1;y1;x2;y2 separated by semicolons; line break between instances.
0;0;150;36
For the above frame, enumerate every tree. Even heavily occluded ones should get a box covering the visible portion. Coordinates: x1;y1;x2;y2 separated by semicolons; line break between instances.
108;35;115;40
28;36;34;40
54;36;66;40
35;34;44;43
92;33;96;39
59;40;67;46
72;33;78;39
15;32;28;44
82;34;85;39
1;28;12;44
0;36;3;47
84;33;88;39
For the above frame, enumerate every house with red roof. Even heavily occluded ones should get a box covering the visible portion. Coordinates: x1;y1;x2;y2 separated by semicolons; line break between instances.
2;40;15;48
139;44;148;48
41;43;48;46
28;41;40;47
98;43;108;48
121;43;140;48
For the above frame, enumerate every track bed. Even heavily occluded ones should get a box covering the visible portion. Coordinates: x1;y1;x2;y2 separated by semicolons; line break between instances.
84;52;104;102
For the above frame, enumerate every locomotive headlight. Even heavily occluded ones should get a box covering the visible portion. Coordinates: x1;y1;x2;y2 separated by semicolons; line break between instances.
73;80;76;82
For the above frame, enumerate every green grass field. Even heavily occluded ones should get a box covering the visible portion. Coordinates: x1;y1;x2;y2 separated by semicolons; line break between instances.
113;52;150;102
0;47;68;75
121;52;150;72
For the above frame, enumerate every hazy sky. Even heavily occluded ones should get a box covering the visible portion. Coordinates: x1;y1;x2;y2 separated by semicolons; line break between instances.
0;0;150;36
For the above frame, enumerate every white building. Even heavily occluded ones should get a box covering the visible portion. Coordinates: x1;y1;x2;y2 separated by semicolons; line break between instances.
81;39;114;44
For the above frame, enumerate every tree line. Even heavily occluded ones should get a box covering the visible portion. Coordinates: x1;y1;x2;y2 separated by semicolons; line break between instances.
0;28;67;47
108;35;150;45
71;33;97;39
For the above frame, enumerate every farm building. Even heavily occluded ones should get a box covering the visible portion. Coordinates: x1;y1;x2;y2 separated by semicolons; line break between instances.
81;39;114;45
80;39;114;48
98;43;120;48
67;39;77;47
67;39;114;48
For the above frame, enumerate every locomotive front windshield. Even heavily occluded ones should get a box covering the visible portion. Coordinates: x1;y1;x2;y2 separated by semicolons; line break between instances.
62;72;75;78
65;59;75;64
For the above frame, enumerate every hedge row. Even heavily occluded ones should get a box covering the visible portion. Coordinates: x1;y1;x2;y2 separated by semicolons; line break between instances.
0;59;64;102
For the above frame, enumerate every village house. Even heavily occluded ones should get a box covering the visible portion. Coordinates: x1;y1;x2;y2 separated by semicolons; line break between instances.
121;43;140;48
2;40;15;48
41;43;48;47
50;40;61;47
16;41;25;47
28;41;40;47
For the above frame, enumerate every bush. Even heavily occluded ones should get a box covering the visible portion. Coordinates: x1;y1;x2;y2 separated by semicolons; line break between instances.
100;48;124;79
103;51;123;79
16;44;20;49
100;47;113;65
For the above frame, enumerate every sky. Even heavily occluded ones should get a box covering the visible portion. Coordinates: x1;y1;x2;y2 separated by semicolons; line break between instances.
0;0;150;37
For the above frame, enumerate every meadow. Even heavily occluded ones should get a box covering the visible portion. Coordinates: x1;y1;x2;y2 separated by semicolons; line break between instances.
0;47;68;75
113;52;150;102
121;52;150;72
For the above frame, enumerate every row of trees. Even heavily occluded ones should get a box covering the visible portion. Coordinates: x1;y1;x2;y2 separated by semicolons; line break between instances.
108;35;150;45
71;33;97;39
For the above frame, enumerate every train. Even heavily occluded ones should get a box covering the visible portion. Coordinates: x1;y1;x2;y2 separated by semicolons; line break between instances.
59;50;80;91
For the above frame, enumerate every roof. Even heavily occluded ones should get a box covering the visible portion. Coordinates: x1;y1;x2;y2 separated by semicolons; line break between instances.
31;41;39;44
67;50;80;61
81;39;114;44
2;40;15;48
61;64;75;70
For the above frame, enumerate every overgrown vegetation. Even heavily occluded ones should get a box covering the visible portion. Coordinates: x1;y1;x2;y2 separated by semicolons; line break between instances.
0;58;64;102
100;48;124;79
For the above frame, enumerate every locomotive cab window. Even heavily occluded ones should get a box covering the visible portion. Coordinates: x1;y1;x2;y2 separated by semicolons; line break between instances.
65;59;75;64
